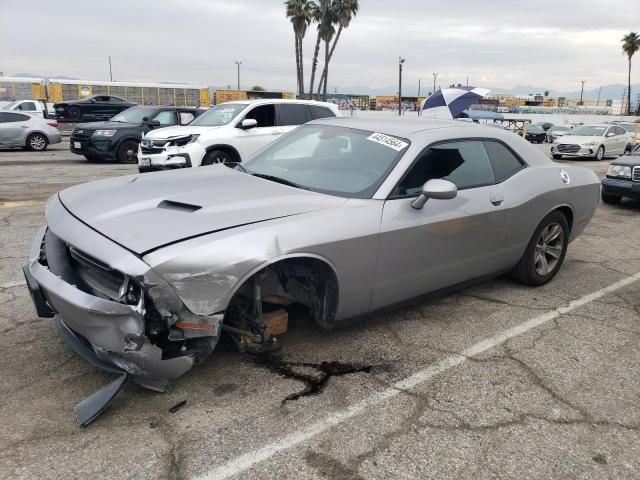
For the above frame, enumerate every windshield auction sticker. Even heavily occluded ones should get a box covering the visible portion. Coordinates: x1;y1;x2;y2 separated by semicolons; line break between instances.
366;132;408;151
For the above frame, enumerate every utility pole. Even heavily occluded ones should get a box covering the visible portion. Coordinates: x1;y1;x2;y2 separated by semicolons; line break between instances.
432;73;438;94
235;61;242;90
398;57;405;116
579;80;586;106
596;86;601;107
108;56;113;82
466;75;469;87
418;78;421;98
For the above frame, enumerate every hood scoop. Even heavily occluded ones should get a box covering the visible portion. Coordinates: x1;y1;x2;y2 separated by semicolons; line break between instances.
157;200;201;213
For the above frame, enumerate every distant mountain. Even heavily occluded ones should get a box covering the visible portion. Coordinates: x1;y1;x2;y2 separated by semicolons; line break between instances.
11;73;80;80
333;83;639;101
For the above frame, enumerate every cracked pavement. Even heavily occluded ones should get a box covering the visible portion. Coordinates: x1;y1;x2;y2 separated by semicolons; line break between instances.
1;141;639;479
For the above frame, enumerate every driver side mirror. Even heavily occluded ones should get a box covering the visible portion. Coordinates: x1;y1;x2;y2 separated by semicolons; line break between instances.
238;118;258;130
411;179;457;210
146;120;161;128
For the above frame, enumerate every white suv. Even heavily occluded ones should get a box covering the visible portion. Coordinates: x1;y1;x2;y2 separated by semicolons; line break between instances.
137;99;340;172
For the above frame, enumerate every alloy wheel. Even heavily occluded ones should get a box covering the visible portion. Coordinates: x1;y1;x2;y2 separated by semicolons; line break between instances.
29;135;47;151
534;222;564;276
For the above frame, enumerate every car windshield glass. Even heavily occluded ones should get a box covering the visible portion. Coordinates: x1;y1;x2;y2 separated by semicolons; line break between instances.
528;125;544;132
571;126;606;136
111;106;158;124
2;101;19;109
190;103;248;126
552;126;570;131
243;124;410;198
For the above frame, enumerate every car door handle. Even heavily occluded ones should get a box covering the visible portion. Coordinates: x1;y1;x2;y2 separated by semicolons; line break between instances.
21;125;29;128
490;193;504;206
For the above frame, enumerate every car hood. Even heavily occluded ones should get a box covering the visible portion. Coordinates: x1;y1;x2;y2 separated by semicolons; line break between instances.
57;166;347;255
556;135;602;144
145;125;218;139
75;121;139;130
611;153;640;166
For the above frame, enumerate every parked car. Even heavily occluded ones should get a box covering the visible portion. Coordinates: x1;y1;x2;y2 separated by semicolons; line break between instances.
1;99;56;118
137;99;340;172
600;144;640;204
546;125;571;143
70;105;201;163
519;123;546;143
550;124;630;160
23;117;600;424
54;95;136;121
0;111;61;151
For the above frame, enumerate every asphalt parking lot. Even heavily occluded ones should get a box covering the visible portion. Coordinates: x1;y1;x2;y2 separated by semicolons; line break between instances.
1;140;639;480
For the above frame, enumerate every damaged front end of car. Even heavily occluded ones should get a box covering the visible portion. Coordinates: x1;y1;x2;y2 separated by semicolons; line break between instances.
23;196;224;426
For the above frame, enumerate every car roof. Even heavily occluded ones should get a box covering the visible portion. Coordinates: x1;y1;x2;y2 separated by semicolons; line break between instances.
307;116;478;138
220;99;336;107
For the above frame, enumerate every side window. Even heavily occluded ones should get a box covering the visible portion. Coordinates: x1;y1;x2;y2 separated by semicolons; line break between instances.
484;141;525;182
395;140;495;196
110;96;122;103
615;126;626;135
308;105;336;120
179;111;195;125
244;104;275;127
20;101;37;111
605;127;615;136
152;110;177;126
3;112;30;123
278;104;310;126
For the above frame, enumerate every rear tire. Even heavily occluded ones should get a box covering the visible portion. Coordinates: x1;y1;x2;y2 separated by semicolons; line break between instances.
594;145;605;161
601;192;622;204
201;149;234;166
510;211;569;286
117;140;139;164
26;133;48;151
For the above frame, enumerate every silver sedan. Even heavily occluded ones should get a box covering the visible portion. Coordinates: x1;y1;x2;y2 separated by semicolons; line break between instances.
0;111;62;151
23;117;600;424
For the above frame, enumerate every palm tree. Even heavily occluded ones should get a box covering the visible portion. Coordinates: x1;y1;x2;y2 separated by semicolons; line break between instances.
285;0;313;97
622;32;640;115
318;0;359;98
308;0;333;98
316;5;337;98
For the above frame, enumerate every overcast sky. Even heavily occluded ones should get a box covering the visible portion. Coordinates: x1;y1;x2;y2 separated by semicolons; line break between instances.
1;0;638;93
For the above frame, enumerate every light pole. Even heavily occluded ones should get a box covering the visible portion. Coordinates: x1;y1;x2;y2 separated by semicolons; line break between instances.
108;56;113;82
433;72;438;94
579;80;586;106
398;57;405;116
235;61;242;90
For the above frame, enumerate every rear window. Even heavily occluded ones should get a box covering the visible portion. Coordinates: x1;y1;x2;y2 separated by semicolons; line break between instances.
309;105;336;120
278;104;310;126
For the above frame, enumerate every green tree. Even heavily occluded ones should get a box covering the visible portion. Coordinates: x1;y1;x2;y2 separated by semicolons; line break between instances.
285;0;313;97
622;32;640;115
251;86;266;91
317;0;359;98
308;0;334;98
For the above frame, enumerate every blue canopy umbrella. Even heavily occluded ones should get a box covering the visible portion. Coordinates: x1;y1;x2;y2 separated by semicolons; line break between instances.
420;86;491;119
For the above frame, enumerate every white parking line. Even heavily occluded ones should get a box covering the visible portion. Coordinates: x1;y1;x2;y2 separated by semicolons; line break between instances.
198;271;640;480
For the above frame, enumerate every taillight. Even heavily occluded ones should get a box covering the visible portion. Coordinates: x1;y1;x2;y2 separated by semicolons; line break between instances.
47;120;58;127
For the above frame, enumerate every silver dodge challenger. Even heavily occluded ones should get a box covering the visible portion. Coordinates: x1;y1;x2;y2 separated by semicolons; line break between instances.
24;117;600;424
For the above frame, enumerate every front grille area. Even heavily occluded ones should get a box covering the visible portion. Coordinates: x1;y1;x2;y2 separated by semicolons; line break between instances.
633;166;640;182
557;144;581;153
70;129;94;144
140;139;167;155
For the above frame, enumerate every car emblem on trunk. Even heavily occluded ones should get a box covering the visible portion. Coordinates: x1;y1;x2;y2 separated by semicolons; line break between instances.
560;169;570;184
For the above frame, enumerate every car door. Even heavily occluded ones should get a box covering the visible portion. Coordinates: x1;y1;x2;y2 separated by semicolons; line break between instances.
0;112;31;147
603;126;622;155
235;104;281;159
372;139;512;310
276;103;311;135
614;126;630;151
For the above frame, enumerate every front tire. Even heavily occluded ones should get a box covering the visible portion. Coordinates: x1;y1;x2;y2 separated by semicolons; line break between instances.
26;133;48;151
68;106;82;119
510;211;569;286
117;140;139;164
595;145;605;161
201;149;234;166
601;192;622;205
552;154;562;160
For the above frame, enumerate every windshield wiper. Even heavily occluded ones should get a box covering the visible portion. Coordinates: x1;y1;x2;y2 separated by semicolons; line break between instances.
251;173;308;190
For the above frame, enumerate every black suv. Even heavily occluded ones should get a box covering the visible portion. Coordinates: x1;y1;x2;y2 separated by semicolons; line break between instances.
70;106;201;163
601;144;640;204
54;95;137;121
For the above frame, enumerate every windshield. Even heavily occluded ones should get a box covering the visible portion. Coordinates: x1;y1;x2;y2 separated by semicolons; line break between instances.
190;103;248;126
2;101;19;109
571;126;607;136
243;124;410;198
111;106;158;124
527;125;545;132
552;126;570;131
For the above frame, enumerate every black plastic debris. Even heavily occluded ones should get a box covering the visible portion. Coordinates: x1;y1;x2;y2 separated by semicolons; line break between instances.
169;400;187;413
